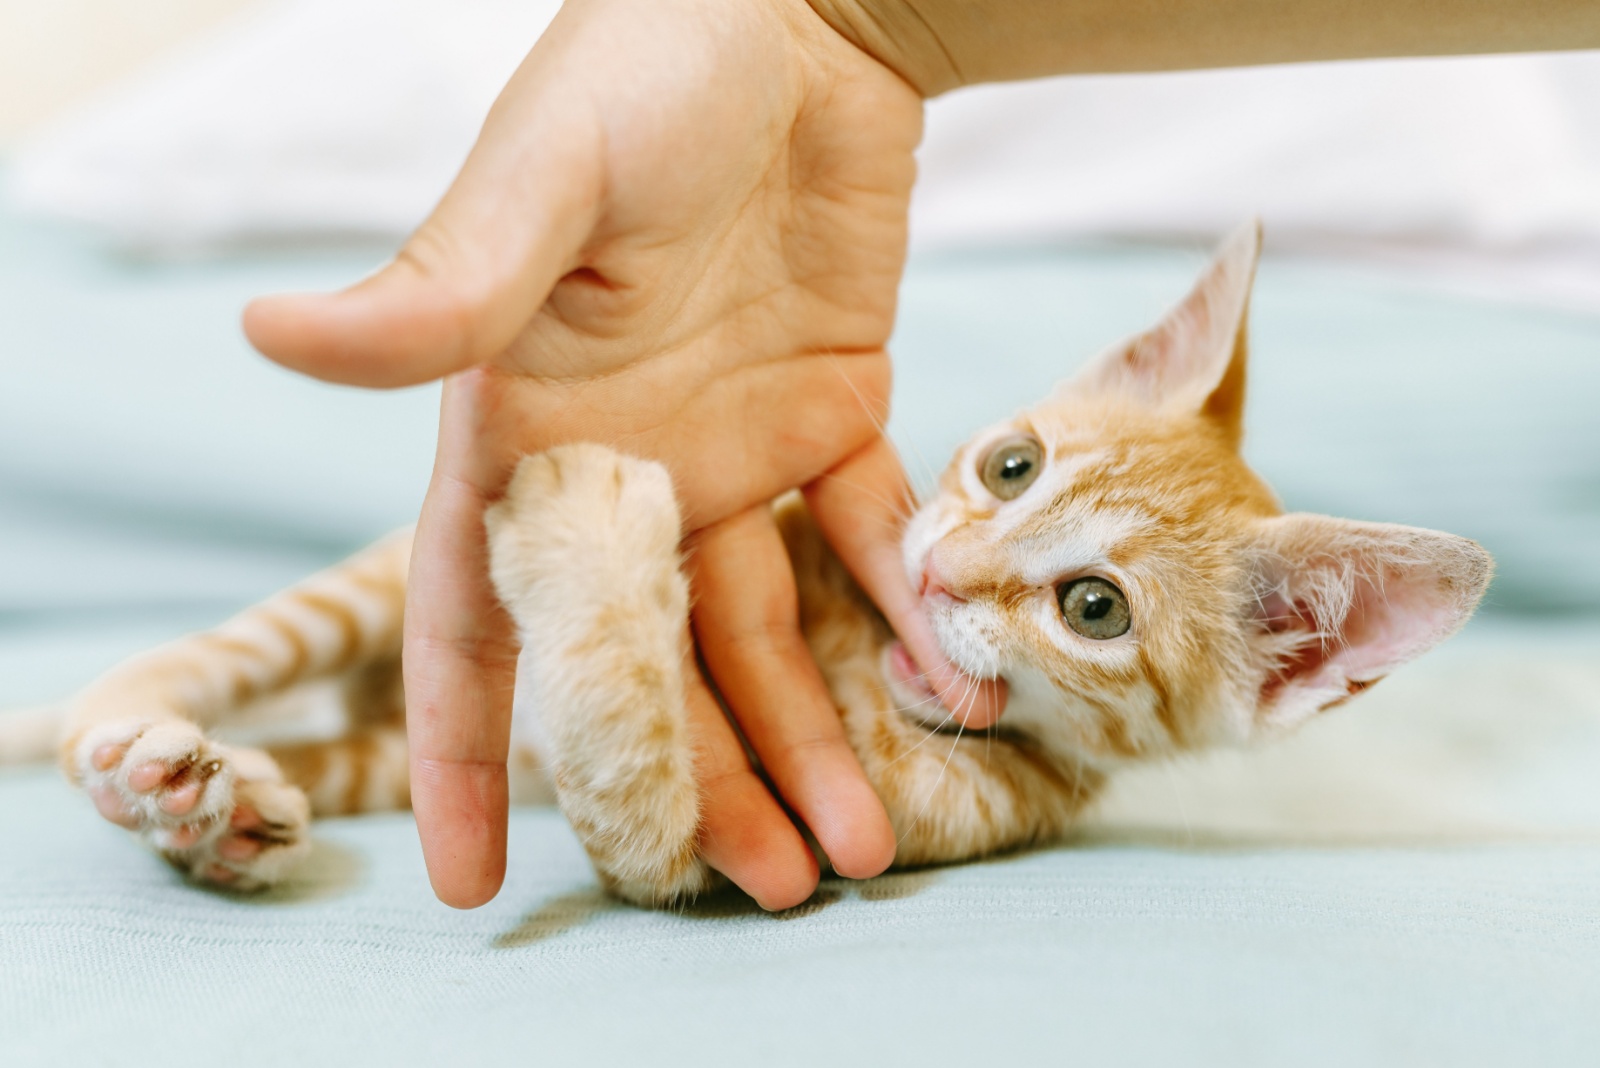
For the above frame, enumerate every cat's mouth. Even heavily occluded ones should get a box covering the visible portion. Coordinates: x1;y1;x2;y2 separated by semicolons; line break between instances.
887;641;938;703
885;641;1032;742
883;641;950;729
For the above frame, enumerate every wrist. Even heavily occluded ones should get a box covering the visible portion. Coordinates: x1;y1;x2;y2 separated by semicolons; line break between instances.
804;0;1600;99
801;0;963;96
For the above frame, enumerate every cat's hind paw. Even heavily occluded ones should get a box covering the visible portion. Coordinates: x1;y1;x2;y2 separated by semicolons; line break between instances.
76;719;237;831
188;774;312;890
72;720;309;890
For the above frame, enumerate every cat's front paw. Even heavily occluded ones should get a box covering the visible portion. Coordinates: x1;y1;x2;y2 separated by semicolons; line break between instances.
484;444;711;907
72;720;309;890
485;444;683;612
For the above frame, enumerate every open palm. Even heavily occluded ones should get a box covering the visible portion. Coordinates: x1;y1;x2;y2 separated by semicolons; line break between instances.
245;0;1002;910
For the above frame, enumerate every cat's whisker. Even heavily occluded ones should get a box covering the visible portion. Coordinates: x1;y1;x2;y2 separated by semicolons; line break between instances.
984;694;996;769
804;488;916;537
897;687;976;846
877;677;957;743
880;699;960;767
821;350;940;492
896;668;984;843
813;473;921;518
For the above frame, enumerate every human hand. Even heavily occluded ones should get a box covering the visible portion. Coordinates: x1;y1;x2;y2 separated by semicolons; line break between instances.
243;0;1005;911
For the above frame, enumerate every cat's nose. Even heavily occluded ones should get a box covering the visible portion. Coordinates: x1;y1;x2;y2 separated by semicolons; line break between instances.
920;552;967;605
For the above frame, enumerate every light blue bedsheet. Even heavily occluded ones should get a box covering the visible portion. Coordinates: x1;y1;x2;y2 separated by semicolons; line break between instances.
4;192;1599;1065
6;760;1600;1068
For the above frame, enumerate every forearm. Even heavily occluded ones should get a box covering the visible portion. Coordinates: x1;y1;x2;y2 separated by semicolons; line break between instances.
804;0;1600;95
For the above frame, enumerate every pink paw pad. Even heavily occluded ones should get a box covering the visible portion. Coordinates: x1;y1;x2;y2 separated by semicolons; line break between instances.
162;825;207;850
202;864;238;885
217;836;263;862
78;722;310;891
90;785;141;829
127;762;173;794
158;780;203;816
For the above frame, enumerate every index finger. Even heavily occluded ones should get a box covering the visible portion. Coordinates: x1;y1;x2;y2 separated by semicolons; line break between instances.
804;436;1008;728
403;383;523;909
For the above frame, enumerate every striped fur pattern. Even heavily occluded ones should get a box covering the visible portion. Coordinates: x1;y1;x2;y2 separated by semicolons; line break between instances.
56;534;412;889
14;222;1491;902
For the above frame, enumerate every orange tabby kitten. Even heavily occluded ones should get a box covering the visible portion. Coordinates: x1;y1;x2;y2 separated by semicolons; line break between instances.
3;223;1491;903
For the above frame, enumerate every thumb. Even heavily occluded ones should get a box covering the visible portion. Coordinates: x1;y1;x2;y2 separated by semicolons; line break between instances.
244;75;602;387
804;436;1009;729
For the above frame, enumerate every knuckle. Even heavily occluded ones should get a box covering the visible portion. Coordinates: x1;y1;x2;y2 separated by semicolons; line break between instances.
395;229;494;357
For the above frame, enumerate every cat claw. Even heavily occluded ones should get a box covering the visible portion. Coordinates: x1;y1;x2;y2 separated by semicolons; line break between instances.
74;720;310;890
75;721;237;829
183;778;312;890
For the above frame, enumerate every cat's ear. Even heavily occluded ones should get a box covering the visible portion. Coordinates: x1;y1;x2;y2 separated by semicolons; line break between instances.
1074;220;1261;446
1242;514;1493;732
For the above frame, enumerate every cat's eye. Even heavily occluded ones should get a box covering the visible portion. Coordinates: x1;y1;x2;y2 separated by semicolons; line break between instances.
1058;577;1131;640
978;436;1045;501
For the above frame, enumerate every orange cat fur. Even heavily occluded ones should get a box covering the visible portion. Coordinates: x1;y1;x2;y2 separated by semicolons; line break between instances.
6;223;1491;901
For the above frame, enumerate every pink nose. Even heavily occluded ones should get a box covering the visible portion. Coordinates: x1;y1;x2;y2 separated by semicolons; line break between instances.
920;552;966;604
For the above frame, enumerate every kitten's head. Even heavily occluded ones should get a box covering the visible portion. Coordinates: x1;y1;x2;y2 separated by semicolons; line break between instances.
902;222;1492;764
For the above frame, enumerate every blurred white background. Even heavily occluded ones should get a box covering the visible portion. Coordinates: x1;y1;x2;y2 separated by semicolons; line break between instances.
0;0;258;144
6;0;1600;312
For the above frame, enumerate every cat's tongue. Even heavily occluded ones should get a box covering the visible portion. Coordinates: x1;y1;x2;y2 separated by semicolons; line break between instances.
887;641;939;704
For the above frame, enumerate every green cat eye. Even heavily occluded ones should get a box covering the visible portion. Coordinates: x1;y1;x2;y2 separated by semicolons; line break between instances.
1058;577;1131;640
978;436;1044;501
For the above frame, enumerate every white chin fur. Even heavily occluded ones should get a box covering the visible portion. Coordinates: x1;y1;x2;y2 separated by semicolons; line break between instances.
926;602;1007;680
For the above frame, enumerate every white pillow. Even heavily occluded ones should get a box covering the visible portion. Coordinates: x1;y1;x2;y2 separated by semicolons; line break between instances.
9;0;560;252
911;54;1600;252
909;54;1600;309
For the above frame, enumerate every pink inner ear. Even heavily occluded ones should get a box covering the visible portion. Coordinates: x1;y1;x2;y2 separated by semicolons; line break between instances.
1257;577;1454;713
1256;590;1344;711
1069;222;1260;439
1332;573;1464;679
1089;273;1244;411
1251;520;1491;727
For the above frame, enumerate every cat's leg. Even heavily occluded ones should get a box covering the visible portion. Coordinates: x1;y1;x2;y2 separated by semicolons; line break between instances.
269;726;410;817
63;532;411;889
266;655;411;816
268;707;550;814
485;445;715;906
